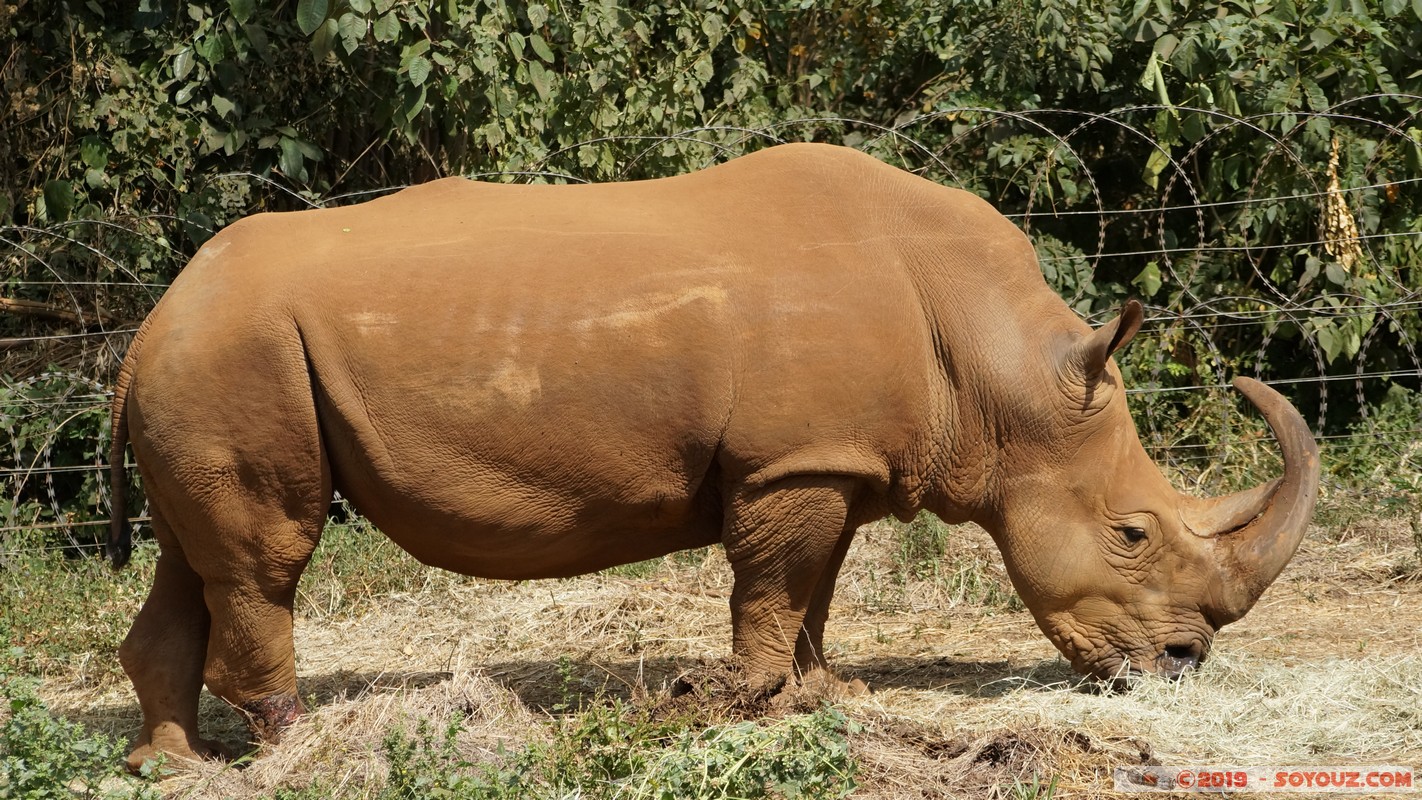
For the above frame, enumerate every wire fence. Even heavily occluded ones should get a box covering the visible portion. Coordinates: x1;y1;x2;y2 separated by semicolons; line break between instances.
2;103;1420;558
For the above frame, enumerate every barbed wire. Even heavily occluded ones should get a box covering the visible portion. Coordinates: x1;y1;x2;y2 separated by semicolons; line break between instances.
2;104;1420;548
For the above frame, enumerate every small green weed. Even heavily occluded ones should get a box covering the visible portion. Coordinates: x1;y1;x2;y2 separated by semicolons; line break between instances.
603;544;715;580
891;514;1022;611
896;513;952;581
295;516;441;619
1326;385;1422;493
604;557;664;579
0;537;155;680
0;667;159;799
939;555;1024;611
1314;385;1422;539
1003;772;1058;799
369;701;858;800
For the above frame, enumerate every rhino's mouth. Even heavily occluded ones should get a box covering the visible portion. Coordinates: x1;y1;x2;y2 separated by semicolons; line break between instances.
1041;613;1209;684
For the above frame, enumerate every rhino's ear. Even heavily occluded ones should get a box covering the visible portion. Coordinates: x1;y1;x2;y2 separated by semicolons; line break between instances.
1067;299;1143;384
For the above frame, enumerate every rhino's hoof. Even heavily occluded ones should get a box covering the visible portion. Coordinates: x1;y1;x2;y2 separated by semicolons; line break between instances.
241;693;303;743
125;736;230;774
795;669;870;699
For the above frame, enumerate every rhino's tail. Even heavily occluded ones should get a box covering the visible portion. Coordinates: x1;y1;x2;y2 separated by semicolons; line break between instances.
107;317;153;568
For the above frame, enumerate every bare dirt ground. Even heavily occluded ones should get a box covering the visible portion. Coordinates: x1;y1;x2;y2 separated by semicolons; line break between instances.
41;513;1422;798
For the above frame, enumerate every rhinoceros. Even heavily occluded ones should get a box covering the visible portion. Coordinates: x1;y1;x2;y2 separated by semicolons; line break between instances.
107;143;1318;768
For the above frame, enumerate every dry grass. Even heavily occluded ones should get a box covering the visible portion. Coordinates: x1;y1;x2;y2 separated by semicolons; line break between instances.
30;515;1422;798
159;669;540;797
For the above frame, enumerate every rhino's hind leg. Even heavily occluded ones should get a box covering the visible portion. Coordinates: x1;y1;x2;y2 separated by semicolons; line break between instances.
119;519;227;772
723;475;858;691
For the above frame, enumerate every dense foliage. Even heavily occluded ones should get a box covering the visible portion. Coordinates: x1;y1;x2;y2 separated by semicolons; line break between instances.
0;668;159;799
2;0;1420;541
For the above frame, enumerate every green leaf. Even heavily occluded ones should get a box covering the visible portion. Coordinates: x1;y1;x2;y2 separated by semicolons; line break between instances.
228;0;254;23
196;34;226;63
1343;325;1362;359
530;34;554;63
42;180;74;221
211;95;235;117
1181;110;1206;142
1153;33;1180;60
173;49;194;79
278;137;303;179
311;17;338;60
1142;147;1171;189
527;3;548;27
1300;255;1321;285
338;12;366;54
1138;50;1160;91
401;83;426;124
296;0;329;35
1415;0;1422;21
243;21;270;57
372;12;399;42
1315;324;1340;363
1325;262;1349;286
529;59;552;100
405;54;431;86
702;13;725;42
182;209;215;247
1271;0;1299;23
349;0;372;12
1132;262;1163;297
80;137;109;170
1132;17;1168;41
294;139;322;160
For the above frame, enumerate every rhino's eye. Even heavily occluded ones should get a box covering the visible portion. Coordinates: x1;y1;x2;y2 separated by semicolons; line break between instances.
1119;527;1148;547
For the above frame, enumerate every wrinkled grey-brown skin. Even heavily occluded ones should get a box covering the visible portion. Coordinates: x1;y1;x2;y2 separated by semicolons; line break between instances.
108;144;1319;770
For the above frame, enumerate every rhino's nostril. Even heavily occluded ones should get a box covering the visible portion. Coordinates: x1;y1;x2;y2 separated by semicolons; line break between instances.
1157;644;1200;678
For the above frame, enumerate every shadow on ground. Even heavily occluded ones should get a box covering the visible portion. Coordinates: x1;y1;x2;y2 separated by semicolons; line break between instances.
49;653;1080;764
293;653;1080;711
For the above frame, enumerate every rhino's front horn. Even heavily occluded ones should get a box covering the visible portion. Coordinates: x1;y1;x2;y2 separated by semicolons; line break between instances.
1180;377;1320;625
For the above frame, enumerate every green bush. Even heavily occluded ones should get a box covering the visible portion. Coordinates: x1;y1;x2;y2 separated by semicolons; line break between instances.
295;516;445;619
0;541;154;682
890;514;1023;611
0;669;158;800
3;0;1420;541
371;702;858;800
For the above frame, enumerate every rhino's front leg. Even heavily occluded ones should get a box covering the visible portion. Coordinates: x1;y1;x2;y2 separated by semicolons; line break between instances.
723;475;858;690
200;527;317;747
793;526;856;675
